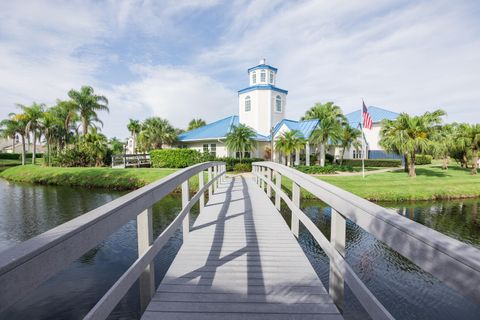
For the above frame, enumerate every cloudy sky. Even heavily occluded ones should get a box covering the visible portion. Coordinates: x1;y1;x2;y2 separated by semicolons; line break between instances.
1;0;479;139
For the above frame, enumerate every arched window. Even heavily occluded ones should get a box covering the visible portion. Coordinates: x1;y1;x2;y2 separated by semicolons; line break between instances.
275;95;282;112
269;71;274;83
260;70;266;82
252;72;256;84
245;96;251;112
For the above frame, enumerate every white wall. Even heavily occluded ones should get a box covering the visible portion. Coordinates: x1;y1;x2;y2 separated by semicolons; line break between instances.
182;140;229;158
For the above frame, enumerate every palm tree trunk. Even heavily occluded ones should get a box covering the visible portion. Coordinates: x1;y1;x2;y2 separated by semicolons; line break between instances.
404;154;408;172
472;148;478;175
83;118;88;135
319;143;325;167
340;147;345;165
408;153;416;177
32;131;37;164
462;152;468;168
287;154;291;167
21;135;26;165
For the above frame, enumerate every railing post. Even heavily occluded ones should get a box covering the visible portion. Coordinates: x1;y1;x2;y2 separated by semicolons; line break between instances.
182;179;190;240
260;167;265;190
199;170;205;213
137;207;155;312
291;182;300;237
329;209;346;311
213;165;217;193
208;167;212;199
266;168;272;198
275;171;281;210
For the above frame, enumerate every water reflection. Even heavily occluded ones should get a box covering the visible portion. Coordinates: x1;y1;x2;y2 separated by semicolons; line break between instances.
0;179;198;320
282;199;480;320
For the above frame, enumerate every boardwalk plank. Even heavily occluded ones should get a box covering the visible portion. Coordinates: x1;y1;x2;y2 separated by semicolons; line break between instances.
141;175;342;319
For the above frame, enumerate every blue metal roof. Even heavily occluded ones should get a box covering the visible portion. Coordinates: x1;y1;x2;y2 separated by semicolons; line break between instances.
247;64;278;73
345;106;399;126
238;85;288;95
273;119;319;139
178;115;270;142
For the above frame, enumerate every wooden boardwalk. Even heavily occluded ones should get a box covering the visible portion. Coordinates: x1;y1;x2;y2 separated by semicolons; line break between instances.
142;175;343;320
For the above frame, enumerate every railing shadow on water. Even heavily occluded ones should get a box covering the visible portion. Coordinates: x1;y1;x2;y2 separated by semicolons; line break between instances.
252;162;480;320
0;161;227;319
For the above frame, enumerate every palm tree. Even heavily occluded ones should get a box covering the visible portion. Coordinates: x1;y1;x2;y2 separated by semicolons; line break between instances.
274;130;305;167
138;117;177;150
8;113;29;165
0;117;19;153
127;119;141;154
82;128;108;166
465;124;480;175
430;124;454;170
50;100;79;150
18;102;45;164
302;102;346;167
339;124;362;165
225;124;256;162
68;86;109;135
452;123;471;168
187;118;207;131
380;110;445;177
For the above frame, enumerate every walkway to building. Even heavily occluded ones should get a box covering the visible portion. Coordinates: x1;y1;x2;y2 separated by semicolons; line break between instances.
141;175;343;320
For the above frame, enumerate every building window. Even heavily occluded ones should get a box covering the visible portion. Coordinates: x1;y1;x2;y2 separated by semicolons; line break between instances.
203;144;209;153
275;95;282;112
235;151;251;159
353;149;363;159
245;96;251;112
210;144;216;157
252;72;256;84
261;70;266;82
269;71;274;83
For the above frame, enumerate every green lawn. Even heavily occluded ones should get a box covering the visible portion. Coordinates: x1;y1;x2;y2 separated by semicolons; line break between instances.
315;165;480;201
0;165;181;190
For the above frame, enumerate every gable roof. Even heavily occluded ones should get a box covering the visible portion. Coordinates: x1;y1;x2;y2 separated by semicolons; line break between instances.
273;119;319;139
177;115;270;142
345;106;399;126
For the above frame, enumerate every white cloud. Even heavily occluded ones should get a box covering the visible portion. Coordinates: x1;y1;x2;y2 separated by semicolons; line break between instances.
103;64;236;138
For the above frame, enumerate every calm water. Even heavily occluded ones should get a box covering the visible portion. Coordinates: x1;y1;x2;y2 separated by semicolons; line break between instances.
0;179;479;319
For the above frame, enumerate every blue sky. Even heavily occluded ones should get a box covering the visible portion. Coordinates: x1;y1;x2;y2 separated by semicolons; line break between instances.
1;0;479;139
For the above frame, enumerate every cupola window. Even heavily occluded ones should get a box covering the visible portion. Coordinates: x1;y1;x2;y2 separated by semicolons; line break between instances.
252;72;256;84
269;71;274;83
245;96;251;112
275;95;282;112
260;70;266;83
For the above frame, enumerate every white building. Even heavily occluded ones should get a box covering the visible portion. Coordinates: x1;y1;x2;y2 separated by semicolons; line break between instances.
177;59;400;164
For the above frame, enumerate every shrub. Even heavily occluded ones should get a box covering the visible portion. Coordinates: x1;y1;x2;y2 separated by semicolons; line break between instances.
150;149;206;168
233;163;252;172
300;153;318;164
0;153;43;160
325;153;334;164
415;154;432;165
57;147;98;167
341;159;401;167
296;165;354;174
217;157;264;171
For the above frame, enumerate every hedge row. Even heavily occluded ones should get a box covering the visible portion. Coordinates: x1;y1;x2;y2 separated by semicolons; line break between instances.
296;165;354;174
0;153;44;160
415;154;432;165
340;159;402;167
217;157;264;171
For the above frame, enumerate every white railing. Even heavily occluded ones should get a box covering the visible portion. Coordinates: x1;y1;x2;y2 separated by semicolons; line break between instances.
111;153;151;168
0;161;226;318
252;162;480;320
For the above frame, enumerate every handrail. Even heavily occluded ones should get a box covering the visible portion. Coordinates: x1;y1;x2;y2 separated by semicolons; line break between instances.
0;161;226;316
252;162;480;319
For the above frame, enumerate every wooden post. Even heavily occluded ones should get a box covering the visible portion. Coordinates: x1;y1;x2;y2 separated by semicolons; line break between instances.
137;207;155;312
266;168;272;198
182;180;190;240
208;167;212;199
275;171;281;210
291;182;300;237
260;167;265;190
199;170;205;213
213;165;217;193
329;209;346;311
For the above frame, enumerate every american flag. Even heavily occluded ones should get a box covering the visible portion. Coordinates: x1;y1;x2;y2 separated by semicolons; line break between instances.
362;101;372;130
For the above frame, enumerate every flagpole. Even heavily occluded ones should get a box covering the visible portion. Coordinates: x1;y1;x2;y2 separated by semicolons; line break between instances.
361;100;365;178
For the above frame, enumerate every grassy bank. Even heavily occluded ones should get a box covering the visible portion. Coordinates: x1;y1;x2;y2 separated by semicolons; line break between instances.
315;165;480;201
0;165;182;190
279;164;480;201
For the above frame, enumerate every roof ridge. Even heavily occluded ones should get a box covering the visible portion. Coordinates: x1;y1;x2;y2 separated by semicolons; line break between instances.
179;115;236;137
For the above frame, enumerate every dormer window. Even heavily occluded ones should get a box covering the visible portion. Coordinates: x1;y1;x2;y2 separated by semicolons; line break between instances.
260;70;266;83
245;96;251;112
252;72;256;84
269;71;274;83
275;95;282;112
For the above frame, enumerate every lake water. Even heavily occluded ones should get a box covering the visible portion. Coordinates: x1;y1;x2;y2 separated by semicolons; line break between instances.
0;178;479;319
